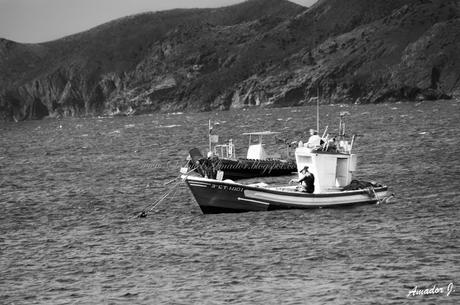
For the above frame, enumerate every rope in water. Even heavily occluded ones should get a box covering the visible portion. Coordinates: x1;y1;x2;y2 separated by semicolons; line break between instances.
132;180;182;219
132;167;196;219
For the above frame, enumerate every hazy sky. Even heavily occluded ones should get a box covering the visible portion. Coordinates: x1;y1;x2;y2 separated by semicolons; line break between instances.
0;0;317;43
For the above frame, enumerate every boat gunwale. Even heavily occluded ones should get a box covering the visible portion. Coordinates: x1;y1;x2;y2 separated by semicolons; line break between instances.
184;175;388;198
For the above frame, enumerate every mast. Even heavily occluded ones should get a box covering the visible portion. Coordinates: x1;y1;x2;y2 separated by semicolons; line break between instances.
316;85;320;132
208;119;212;155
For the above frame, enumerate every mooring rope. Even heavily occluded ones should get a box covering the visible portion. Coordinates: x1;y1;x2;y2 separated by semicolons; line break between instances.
366;186;381;204
132;167;196;219
132;180;182;219
163;167;196;186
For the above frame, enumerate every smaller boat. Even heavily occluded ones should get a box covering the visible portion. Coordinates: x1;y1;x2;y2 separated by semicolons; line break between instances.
186;129;297;180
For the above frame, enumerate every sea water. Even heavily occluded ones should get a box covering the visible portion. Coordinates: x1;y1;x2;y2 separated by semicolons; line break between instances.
1;100;459;304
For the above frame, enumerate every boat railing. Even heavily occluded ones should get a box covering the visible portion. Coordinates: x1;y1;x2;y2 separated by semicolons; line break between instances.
213;139;236;159
298;137;354;154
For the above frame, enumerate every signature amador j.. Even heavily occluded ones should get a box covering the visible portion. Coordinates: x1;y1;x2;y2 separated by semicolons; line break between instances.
407;283;455;297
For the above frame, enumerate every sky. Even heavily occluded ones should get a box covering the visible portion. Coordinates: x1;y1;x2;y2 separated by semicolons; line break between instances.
0;0;317;43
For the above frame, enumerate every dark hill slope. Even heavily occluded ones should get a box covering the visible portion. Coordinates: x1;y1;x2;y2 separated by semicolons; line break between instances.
237;0;460;107
0;0;459;121
0;0;304;120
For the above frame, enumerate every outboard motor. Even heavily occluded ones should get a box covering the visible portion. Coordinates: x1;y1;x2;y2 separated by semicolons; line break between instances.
189;148;204;163
186;148;216;179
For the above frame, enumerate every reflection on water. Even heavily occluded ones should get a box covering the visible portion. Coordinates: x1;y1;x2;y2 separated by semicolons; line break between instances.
1;100;459;304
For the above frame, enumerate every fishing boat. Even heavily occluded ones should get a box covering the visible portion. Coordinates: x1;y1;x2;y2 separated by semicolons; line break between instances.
182;116;392;214
183;175;389;214
187;127;297;180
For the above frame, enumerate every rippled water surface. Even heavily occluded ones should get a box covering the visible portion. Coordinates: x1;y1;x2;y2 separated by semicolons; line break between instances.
1;100;459;304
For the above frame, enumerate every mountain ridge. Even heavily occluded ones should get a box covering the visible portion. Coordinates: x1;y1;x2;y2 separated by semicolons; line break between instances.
0;0;458;121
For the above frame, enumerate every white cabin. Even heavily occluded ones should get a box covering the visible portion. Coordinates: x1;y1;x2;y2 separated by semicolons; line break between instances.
295;145;357;193
242;131;281;160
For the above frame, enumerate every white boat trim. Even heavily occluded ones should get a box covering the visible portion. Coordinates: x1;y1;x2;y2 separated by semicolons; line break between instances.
188;182;210;188
243;189;384;206
237;197;270;206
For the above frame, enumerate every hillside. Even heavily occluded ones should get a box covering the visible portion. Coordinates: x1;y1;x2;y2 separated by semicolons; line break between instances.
0;0;459;121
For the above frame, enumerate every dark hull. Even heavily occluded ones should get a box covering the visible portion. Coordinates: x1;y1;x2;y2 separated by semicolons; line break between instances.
185;177;389;214
186;179;269;213
191;157;297;180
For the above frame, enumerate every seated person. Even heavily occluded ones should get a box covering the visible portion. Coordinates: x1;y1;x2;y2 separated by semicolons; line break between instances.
290;166;315;193
326;137;338;152
306;129;322;148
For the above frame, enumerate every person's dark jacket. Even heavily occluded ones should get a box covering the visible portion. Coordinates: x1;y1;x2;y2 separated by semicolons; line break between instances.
299;173;315;193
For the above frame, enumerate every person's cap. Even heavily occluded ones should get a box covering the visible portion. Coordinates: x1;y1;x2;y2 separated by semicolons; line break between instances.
301;166;309;172
309;129;317;132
